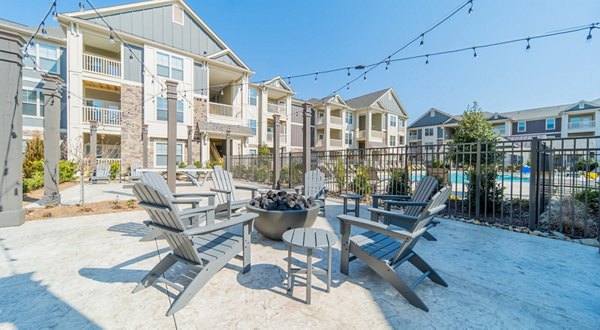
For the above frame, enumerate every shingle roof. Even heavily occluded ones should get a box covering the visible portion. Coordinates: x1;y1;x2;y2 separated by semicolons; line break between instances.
345;88;390;109
0;18;65;40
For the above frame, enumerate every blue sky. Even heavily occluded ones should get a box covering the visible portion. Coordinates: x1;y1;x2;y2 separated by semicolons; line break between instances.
6;0;600;123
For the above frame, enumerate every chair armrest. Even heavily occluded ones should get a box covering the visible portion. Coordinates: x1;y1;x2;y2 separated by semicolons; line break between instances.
371;194;411;200
172;193;207;198
172;199;199;206
184;212;258;236
337;214;417;241
179;205;215;218
384;201;428;207
210;188;232;194
368;207;420;223
235;183;259;191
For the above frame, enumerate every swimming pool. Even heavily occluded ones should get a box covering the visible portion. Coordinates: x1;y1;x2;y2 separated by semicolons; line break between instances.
410;172;530;184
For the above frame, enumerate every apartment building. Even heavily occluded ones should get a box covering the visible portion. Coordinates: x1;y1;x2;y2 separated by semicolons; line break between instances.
0;19;67;149
408;98;600;147
309;88;408;151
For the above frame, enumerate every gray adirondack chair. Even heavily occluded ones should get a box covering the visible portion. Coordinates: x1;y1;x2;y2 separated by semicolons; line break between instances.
338;186;451;312
294;169;328;215
140;172;215;240
90;163;111;183
210;166;258;219
131;183;257;316
371;175;440;241
129;163;143;181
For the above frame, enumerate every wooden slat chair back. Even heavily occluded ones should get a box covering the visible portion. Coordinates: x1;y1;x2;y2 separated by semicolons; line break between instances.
304;170;326;199
91;163;111;183
212;166;238;206
130;163;143;181
404;175;439;216
131;182;256;316
338;186;451;312
141;172;175;199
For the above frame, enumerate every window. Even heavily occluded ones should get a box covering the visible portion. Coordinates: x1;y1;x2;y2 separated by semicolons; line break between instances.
249;88;258;106
579;103;585;110
399;119;404;127
518;121;526;133
23;90;44;117
345;111;353;125
156;97;183;123
437;127;443;138
318;133;324;140
389;135;396;146
546;118;555;130
345;131;353;145
172;5;184;25
424;128;433;136
425;142;433;150
24;44;36;69
249;149;257;156
155;142;183;166
157;52;184;80
38;44;60;73
390;115;397;127
248;119;257;135
399;136;404;145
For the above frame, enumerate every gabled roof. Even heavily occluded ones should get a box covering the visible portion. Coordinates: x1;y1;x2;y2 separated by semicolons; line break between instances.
0;18;65;42
563;100;600;112
263;76;293;93
409;108;454;128
345;88;390;109
60;0;250;71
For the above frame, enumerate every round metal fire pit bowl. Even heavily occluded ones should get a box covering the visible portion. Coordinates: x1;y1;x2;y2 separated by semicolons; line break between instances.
246;204;320;240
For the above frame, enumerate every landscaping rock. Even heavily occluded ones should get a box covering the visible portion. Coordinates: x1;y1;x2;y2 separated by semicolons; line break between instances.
552;231;565;240
579;238;600;247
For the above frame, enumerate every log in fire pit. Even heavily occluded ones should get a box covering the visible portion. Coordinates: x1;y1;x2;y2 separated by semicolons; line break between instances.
247;190;319;240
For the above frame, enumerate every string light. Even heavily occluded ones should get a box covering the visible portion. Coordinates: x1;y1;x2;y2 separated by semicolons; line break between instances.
314;72;318;82
420;34;425;46
472;47;477;58
425;55;429;65
109;31;115;44
79;1;84;11
363;74;367;81
41;22;48;39
587;27;593;42
385;57;390;70
52;3;58;21
346;83;349;90
347;67;350;76
468;0;474;15
526;38;531;51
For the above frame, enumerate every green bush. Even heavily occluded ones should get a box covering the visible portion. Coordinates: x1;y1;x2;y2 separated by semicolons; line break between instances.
59;160;77;182
432;159;444;168
194;160;202;168
387;169;410;195
178;162;187;169
352;166;372;196
109;162;120;180
334;158;345;191
574;188;600;215
280;165;290;184
467;166;503;212
30;160;44;174
205;160;223;169
23;135;44;178
23;172;43;193
575;158;598;171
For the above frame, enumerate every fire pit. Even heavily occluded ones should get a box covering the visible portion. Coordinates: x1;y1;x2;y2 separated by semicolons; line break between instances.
247;190;319;240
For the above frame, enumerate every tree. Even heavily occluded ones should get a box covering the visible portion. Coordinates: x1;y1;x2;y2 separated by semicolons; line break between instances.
450;101;503;214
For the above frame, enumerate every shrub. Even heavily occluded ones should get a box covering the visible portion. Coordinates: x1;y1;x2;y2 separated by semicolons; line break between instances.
334;158;345;191
280;165;290;185
59;160;77;182
109;162;120;180
387;169;410;195
254;166;270;183
30;160;44;174
205;160;223;169
574;158;598;171
23;135;44;178
574;188;600;215
352;166;372;196
467;167;503;213
23;172;43;193
194;160;202;168
432;159;444;168
178;162;187;169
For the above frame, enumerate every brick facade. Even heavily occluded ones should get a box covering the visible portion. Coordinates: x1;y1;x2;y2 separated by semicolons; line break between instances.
192;96;208;162
120;84;143;169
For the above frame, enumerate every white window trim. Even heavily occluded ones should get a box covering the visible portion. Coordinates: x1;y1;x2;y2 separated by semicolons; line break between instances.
545;118;555;130
424;128;433;136
390;115;397;127
155;141;184;167
518;121;527;133
26;42;60;74
156;50;184;81
22;89;44;118
248;88;258;106
156;97;184;123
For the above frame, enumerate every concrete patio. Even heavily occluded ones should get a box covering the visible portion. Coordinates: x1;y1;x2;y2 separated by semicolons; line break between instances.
3;183;600;329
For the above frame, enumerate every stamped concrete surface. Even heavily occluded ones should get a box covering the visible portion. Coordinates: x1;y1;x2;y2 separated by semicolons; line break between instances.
2;186;600;329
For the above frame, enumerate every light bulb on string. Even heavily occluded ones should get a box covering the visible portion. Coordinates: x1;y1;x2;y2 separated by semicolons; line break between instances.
109;32;115;44
472;47;478;58
363;74;367;81
425;55;429;65
41;22;48;38
79;1;84;11
586;27;593;42
468;0;473;14
347;67;350;76
52;3;58;21
129;51;133;60
385;57;390;70
525;38;531;51
346;83;350;91
314;72;318;82
419;34;425;47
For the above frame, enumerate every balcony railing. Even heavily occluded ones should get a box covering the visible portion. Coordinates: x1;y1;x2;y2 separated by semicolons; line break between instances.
266;132;286;143
568;120;595;130
267;103;286;114
82;53;121;78
493;128;507;136
330;139;343;147
330;116;342;126
83;106;122;126
409;134;420;141
371;130;383;139
357;130;366;139
209;102;234;117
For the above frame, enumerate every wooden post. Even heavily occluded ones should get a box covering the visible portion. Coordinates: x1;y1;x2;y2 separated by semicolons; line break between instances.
187;125;193;166
0;28;25;227
142;124;148;168
302;103;312;185
273;114;281;189
89;120;98;172
166;80;178;193
225;130;231;172
40;73;63;205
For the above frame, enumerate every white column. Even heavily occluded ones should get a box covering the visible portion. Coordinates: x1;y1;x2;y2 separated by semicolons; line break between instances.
324;105;331;150
66;25;84;159
365;110;372;147
260;87;268;147
561;113;568;137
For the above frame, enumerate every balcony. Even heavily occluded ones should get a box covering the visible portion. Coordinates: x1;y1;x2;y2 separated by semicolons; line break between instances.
371;130;383;139
267;103;286;114
493;127;507;136
409;134;420;141
82;106;122;126
82;53;121;78
330;139;343;147
209;102;234;117
357;130;366;139
568;120;595;130
330;116;343;126
266;132;286;144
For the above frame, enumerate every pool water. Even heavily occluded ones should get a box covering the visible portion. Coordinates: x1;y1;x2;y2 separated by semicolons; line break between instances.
410;172;530;184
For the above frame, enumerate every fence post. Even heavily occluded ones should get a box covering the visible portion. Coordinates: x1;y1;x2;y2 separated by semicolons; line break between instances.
272;114;281;189
302;103;312;187
528;137;539;229
475;142;482;219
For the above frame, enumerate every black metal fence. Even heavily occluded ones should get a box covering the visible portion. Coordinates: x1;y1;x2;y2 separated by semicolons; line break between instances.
229;136;600;240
